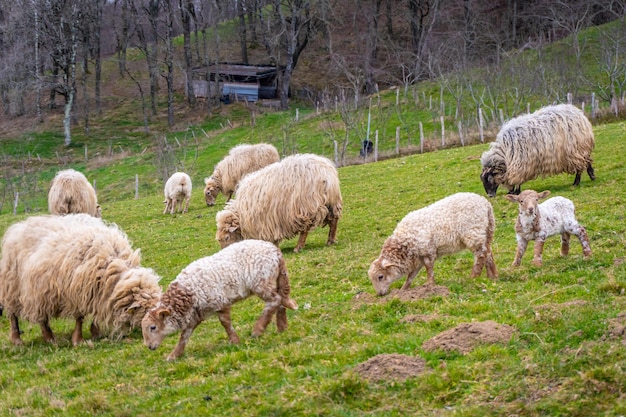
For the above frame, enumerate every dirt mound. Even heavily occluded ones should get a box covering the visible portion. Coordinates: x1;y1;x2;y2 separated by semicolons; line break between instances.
604;312;626;345
422;320;516;354
353;353;428;382
353;284;450;306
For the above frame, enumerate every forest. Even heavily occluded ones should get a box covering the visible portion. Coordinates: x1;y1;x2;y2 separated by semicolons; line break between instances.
1;0;625;146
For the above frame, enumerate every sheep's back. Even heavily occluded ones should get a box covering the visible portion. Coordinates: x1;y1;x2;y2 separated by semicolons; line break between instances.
48;169;99;216
234;154;343;242
217;144;280;195
393;193;493;256
0;214;140;323
173;240;282;310
495;104;594;185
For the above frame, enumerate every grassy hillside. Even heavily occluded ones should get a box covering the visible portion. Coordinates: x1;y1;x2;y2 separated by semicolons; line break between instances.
0;120;625;416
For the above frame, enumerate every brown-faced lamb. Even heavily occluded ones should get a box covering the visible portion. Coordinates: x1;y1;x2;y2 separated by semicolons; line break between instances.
215;153;343;252
204;143;280;206
163;171;192;214
48;168;100;217
505;189;592;267
368;192;498;296
141;239;298;361
0;214;162;346
480;103;595;197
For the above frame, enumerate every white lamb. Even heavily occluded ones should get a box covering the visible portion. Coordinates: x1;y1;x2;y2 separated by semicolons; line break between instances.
141;240;298;361
368;192;498;296
505;190;592;267
163;172;192;214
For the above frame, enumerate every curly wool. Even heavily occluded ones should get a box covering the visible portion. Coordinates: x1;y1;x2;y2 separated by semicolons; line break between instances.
215;153;343;246
0;214;162;337
369;192;497;295
481;104;595;190
204;143;280;205
48;169;100;217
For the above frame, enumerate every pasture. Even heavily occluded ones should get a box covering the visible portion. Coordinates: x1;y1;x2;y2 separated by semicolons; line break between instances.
0;121;625;416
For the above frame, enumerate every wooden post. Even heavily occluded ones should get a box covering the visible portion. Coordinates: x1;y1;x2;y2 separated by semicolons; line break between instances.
479;107;485;143
333;140;338;167
499;108;504;124
458;120;464;146
395;126;400;155
419;122;424;154
440;115;445;147
374;130;379;162
295;108;299;122
527;103;530;113
591;93;596;119
84;145;88;162
13;192;19;215
135;174;139;199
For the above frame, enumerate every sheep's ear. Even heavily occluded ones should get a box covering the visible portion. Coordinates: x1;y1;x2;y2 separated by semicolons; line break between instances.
156;307;171;320
228;226;239;233
126;301;142;314
504;194;518;203
538;190;551;200
380;258;397;269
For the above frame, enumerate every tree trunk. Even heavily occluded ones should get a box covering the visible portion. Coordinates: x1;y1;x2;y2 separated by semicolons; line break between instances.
165;0;175;127
181;0;196;106
237;0;249;64
64;5;78;147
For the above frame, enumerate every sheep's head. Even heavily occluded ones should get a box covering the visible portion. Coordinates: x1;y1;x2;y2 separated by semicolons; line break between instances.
368;256;404;296
204;177;220;206
141;306;177;350
505;189;551;217
215;207;243;248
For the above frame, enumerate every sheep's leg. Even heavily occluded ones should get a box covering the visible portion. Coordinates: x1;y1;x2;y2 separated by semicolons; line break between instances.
326;214;339;246
9;313;23;346
401;265;423;290
573;225;592;259
40;320;55;343
532;239;545;267
252;293;281;337
276;306;288;332
90;321;101;340
183;197;190;213
167;325;198;361
512;238;528;267
163;199;170;214
560;232;571;256
226;192;233;202
71;317;85;346
485;248;498;279
587;163;596;180
422;256;436;286
573;171;582;186
470;246;488;278
294;230;309;252
217;306;240;344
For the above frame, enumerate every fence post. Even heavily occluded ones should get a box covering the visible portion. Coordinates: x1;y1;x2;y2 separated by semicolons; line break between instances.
13;192;19;215
395;126;400;155
135;174;139;199
458;120;464;146
374;130;379;162
479;107;485;143
440;116;445;147
419;122;424;154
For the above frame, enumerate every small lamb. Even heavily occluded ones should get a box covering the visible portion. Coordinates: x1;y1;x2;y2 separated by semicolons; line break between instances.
505;190;592;267
368;192;498;296
141;240;298;361
163;172;192;214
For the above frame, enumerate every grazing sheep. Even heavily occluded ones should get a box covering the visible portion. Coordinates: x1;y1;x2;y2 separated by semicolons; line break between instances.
0;214;162;346
163;172;192;214
204;143;280;206
141;240;298;361
48;169;100;217
505;190;592;267
215;153;343;252
480;104;595;197
368;192;498;296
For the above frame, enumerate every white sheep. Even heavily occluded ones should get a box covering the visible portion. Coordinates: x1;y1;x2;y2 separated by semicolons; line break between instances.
480;104;595;197
141;239;298;361
368;192;498;296
505;190;592;267
204;143;280;206
215;153;343;252
0;214;162;346
48;168;100;217
163;172;192;214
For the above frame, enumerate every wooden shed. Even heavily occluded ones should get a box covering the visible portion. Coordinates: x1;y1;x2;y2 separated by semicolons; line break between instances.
191;63;278;102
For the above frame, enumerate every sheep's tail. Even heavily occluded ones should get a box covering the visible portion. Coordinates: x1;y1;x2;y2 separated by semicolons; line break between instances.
277;256;298;310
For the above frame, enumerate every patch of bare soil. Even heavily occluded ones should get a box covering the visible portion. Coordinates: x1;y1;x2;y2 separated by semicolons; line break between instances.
352;284;450;307
422;321;516;354
400;314;446;323
604;312;626;345
353;353;428;383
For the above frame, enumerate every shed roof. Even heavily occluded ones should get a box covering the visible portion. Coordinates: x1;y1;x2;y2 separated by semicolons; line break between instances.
193;63;277;80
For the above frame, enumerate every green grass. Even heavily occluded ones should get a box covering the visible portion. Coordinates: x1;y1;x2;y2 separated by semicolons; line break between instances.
0;120;625;416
